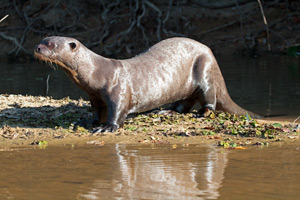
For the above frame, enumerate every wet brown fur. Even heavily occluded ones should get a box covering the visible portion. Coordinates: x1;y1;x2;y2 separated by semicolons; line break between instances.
34;36;262;133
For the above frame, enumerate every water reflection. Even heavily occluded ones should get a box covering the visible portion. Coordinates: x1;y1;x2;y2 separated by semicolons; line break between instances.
81;145;228;199
1;144;300;199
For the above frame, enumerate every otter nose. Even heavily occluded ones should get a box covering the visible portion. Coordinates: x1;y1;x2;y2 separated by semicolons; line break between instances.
34;44;41;53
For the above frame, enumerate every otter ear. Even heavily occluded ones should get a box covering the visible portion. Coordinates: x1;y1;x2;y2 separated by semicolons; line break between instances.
69;42;77;52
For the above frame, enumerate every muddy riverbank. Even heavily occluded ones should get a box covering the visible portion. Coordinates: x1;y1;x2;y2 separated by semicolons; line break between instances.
0;94;299;148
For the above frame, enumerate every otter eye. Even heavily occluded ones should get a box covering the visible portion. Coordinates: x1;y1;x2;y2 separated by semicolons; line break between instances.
69;42;76;50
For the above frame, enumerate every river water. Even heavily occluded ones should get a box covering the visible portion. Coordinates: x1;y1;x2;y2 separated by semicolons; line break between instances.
0;144;300;199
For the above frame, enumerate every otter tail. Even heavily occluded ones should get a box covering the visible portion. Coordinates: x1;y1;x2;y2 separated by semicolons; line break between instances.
217;95;264;119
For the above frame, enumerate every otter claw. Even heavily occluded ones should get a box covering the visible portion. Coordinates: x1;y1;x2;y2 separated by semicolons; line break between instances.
91;123;119;134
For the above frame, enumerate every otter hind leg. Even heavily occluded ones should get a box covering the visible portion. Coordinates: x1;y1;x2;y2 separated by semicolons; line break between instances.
198;86;217;117
152;98;197;115
193;55;219;116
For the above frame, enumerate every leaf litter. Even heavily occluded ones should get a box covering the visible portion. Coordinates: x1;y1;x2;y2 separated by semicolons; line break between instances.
0;94;299;148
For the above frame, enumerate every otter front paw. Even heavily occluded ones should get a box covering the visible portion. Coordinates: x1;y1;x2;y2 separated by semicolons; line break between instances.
91;123;119;134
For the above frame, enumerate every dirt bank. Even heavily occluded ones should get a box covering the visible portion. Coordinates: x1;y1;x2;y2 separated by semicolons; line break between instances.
0;94;299;148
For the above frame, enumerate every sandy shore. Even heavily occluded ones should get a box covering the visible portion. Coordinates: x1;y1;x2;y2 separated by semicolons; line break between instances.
0;94;299;148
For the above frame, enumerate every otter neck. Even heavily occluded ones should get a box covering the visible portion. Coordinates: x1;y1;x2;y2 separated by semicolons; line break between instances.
62;47;109;92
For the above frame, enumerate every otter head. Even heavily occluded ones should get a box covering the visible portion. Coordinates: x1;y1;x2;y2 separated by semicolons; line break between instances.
34;36;81;83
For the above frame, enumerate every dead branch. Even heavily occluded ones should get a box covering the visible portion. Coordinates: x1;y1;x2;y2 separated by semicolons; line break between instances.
0;32;30;55
145;0;162;41
91;0;183;56
1;0;300;58
0;15;9;23
257;0;271;51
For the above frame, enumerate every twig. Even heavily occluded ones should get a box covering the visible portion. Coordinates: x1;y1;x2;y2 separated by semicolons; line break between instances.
46;74;51;96
162;0;185;37
292;116;300;132
200;20;240;36
293;116;300;126
137;1;150;47
0;14;9;23
257;0;271;51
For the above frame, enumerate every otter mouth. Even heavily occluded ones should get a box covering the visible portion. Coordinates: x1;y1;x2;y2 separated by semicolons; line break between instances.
34;49;80;84
34;51;59;70
34;50;72;72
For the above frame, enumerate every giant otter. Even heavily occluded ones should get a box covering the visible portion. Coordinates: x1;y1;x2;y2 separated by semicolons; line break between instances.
34;36;262;133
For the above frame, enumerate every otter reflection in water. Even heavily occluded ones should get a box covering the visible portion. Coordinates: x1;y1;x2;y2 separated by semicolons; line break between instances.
80;145;228;199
